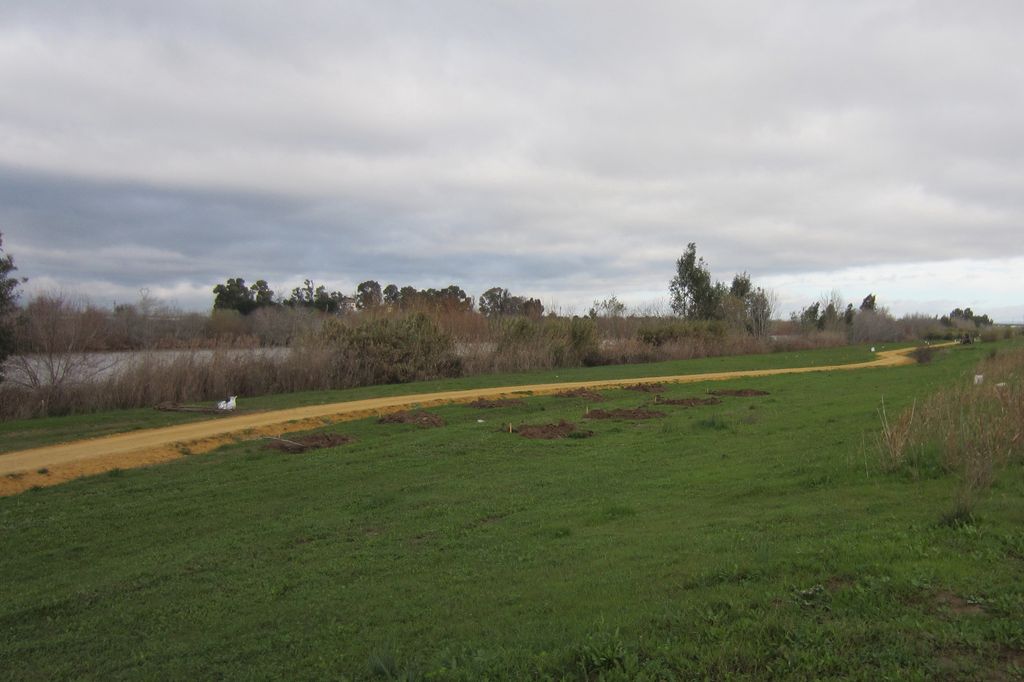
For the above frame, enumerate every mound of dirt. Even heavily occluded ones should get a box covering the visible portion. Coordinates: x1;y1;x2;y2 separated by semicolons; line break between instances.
469;398;525;409
709;389;770;397
515;420;593;439
585;408;666;420
623;383;666;393
264;433;354;453
934;590;985;615
554;388;606;401
654;395;722;407
378;410;446;428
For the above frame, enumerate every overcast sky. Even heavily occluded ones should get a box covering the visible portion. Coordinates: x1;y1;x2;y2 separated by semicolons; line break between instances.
1;1;1021;320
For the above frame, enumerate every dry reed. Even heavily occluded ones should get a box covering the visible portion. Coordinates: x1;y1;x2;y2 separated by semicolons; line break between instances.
878;348;1024;520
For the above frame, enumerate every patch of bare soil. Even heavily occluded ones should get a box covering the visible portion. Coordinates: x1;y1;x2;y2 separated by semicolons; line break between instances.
825;576;853;592
585;408;667;420
515;420;593;439
469;398;525;408
263;433;355;453
378;410;446;428
999;647;1024;672
709;389;770;397
623;383;665;393
654;395;722;407
934;590;985;615
554;388;606;401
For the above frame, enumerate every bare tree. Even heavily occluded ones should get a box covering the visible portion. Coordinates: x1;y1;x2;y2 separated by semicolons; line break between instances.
849;308;901;343
816;289;848;333
748;288;777;338
7;294;117;403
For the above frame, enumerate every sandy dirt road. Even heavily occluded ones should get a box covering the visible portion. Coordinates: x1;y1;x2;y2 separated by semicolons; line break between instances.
0;347;921;494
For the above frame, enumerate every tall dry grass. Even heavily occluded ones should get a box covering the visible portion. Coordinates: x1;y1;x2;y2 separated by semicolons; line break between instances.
877;348;1024;521
876;397;917;473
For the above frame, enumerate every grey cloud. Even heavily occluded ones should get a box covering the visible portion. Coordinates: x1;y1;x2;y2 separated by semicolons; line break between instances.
0;1;1021;313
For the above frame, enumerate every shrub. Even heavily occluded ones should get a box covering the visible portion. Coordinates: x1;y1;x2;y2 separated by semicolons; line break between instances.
848;309;901;343
315;313;461;386
909;346;936;364
979;328;1000;343
566;316;600;366
637;320;725;347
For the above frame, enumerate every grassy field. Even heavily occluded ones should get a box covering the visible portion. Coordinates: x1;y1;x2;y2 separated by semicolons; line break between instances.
0;343;877;454
2;342;1022;679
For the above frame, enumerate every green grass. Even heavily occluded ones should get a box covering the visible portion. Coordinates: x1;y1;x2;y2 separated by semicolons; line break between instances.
0;343;877;453
2;342;1023;679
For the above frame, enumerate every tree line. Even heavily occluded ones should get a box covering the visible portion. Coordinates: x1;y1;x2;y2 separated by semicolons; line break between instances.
212;277;545;318
0;232;1005;379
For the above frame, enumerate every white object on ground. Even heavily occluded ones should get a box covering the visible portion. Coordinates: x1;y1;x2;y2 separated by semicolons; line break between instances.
477;419;485;423
973;375;984;386
870;347;875;353
217;395;237;411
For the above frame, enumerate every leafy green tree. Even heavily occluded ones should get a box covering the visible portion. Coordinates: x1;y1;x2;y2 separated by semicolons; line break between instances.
398;286;419;308
213;277;254;313
212;277;275;314
419;285;473;311
287;279;349;313
432;285;473;311
729;272;752;299
0;233;23;378
521;298;544;319
669;243;719;319
250;280;275;307
818;302;839;331
946;307;993;327
380;283;473;312
798;302;821;329
479;288;538;317
479;287;515;317
355;280;383;310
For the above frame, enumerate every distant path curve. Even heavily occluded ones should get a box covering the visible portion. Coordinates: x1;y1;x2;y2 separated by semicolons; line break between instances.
0;346;922;494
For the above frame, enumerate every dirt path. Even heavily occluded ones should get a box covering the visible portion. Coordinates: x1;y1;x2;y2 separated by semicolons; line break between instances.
0;347;922;494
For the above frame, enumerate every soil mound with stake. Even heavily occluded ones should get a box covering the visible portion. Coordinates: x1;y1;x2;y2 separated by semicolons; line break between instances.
554;389;606;401
515;420;593;439
623;383;666;393
709;389;770;397
654;395;722;407
264;433;354;453
469;398;525;409
378;410;446;428
585;408;666;420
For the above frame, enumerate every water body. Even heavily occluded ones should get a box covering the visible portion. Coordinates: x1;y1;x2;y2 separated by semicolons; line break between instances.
1;348;291;387
2;344;494;386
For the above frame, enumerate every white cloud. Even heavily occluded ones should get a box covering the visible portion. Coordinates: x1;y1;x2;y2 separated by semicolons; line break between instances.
0;1;1020;315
